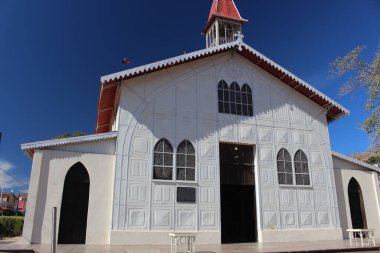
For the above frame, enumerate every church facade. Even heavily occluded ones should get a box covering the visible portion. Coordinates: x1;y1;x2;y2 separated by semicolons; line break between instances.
21;0;380;245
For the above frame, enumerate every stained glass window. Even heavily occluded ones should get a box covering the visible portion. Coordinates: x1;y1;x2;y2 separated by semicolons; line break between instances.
294;150;310;185
277;148;293;185
218;80;253;116
176;140;195;181
153;138;173;180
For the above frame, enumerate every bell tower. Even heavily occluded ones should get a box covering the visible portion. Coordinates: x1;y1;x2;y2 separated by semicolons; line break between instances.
203;0;247;48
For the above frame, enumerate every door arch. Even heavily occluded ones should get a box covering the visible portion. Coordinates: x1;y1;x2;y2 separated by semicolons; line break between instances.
58;162;90;244
348;177;367;229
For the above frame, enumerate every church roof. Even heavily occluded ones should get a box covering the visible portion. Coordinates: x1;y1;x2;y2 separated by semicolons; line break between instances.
332;151;380;173
21;132;117;158
203;0;247;33
97;39;349;134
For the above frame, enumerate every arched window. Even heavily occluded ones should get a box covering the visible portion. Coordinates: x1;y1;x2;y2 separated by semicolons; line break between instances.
218;81;253;117
153;138;173;180
230;82;241;115
242;84;253;116
277;148;293;185
218;80;230;114
294;150;310;185
176;140;196;181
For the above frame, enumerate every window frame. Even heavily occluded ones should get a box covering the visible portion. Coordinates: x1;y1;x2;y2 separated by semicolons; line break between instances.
176;140;196;182
294;149;311;186
217;80;253;117
277;148;294;186
152;138;174;181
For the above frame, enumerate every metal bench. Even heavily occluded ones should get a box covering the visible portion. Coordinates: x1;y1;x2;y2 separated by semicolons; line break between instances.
169;233;196;253
347;229;376;246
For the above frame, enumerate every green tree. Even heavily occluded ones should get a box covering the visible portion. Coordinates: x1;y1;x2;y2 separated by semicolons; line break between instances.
329;44;380;153
54;131;85;139
366;156;380;166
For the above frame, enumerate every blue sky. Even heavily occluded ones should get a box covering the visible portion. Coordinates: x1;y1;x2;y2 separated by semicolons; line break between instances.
0;0;379;193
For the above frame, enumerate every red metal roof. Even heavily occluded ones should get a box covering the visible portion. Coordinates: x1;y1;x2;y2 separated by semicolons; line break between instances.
208;0;244;21
96;41;348;134
203;0;246;33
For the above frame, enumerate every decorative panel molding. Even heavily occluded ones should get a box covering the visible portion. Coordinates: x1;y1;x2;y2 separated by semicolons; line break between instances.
128;183;147;203
280;189;296;205
260;147;273;162
298;190;313;205
200;187;216;204
311;152;323;164
153;184;172;204
239;125;254;141
120;180;127;205
261;169;276;185
312;170;326;185
200;210;217;228
200;163;216;182
200;143;215;158
264;211;277;228
258;127;273;143
300;211;313;226
130;159;148;178
177;210;195;228
283;211;296;227
314;190;329;206
317;211;330;226
199;120;217;141
153;209;172;228
128;209;146;228
262;189;276;205
292;132;305;145
132;137;149;154
275;130;289;144
220;125;236;140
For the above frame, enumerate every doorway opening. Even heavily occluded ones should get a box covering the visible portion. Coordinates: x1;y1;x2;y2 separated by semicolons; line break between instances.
348;178;367;229
219;143;256;243
58;162;90;244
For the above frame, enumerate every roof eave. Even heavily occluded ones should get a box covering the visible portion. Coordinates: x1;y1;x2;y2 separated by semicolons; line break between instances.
21;132;118;158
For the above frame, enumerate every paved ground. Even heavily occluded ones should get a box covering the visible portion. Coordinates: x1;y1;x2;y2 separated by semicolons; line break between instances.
0;237;379;253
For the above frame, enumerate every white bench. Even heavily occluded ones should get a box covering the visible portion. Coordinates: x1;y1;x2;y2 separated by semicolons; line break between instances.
169;233;196;253
347;229;376;246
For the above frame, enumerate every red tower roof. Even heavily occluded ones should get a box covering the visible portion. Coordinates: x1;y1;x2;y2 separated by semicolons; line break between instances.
203;0;246;33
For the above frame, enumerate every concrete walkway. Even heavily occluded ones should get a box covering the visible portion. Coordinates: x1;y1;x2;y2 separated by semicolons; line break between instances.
0;238;379;253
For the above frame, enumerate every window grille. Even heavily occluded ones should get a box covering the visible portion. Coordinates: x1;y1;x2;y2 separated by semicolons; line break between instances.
218;80;253;116
277;148;293;185
294;150;310;185
242;84;253;116
153;138;173;180
218;80;230;114
176;140;195;181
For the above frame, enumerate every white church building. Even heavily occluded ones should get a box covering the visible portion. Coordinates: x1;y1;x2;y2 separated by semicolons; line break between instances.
21;0;380;245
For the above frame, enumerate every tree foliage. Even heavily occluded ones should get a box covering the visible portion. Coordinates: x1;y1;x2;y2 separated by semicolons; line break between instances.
54;131;85;139
329;44;380;153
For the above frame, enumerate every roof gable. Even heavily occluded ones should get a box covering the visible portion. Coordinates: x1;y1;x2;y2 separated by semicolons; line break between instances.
96;40;349;133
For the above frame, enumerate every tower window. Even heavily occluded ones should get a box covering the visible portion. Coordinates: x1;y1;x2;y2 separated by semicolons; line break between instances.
153;138;173;180
218;80;253;116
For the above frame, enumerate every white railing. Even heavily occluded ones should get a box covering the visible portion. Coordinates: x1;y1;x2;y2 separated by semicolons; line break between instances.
347;229;376;246
219;37;235;45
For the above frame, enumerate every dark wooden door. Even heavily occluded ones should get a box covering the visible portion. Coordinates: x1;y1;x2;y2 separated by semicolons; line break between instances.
219;143;256;243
